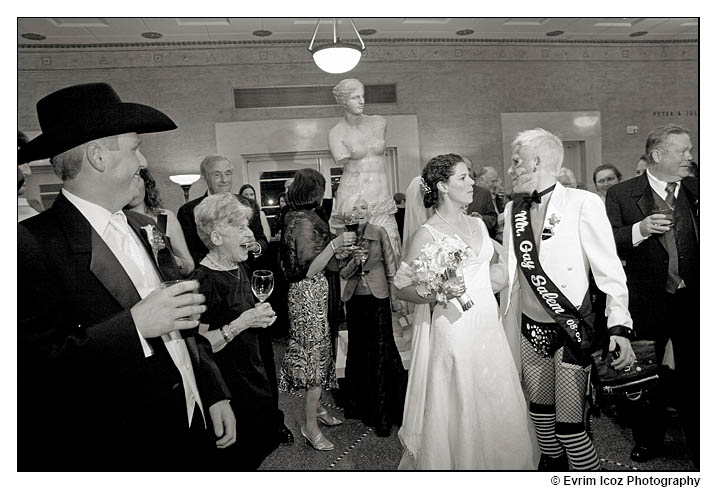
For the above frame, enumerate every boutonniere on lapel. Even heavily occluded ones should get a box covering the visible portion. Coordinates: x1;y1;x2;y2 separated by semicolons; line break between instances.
541;213;561;240
141;224;166;260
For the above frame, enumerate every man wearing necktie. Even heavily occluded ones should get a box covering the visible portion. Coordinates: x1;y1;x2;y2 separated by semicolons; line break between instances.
605;124;699;468
17;83;235;470
502;128;634;471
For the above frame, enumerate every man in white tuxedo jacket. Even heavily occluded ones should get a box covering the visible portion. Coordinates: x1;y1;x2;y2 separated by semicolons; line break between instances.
501;128;634;471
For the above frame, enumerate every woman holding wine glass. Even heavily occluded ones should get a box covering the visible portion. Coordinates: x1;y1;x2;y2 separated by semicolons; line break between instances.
191;193;280;469
339;195;407;437
278;168;355;451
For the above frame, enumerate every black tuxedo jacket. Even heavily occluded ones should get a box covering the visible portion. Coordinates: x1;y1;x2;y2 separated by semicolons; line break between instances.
466;185;498;238
605;174;699;335
178;192;270;269
17;194;230;470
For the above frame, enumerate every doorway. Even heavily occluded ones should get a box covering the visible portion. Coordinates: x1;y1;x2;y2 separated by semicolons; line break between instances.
562;140;587;187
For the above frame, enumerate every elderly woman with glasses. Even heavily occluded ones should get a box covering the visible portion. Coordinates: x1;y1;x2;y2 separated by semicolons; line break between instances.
191;193;279;469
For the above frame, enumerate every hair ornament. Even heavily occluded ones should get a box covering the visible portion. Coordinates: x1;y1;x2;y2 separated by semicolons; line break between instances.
419;177;431;196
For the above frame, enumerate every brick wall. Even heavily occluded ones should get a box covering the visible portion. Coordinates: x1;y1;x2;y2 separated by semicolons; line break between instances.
18;42;698;212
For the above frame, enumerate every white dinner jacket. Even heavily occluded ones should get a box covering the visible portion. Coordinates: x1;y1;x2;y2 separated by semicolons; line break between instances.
500;182;632;370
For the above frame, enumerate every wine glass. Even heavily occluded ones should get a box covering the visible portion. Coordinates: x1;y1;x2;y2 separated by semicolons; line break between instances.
345;211;361;233
358;241;369;277
251;270;274;303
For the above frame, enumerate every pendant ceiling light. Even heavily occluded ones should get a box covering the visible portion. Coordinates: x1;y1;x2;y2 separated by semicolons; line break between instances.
308;18;366;74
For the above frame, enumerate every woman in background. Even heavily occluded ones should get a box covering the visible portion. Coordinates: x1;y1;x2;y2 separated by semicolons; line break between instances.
126;168;194;275
239;183;272;239
339;194;407;437
278;168;355;451
593;164;622;203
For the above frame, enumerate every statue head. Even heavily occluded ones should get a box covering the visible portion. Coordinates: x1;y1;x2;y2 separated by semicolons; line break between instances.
333;79;364;114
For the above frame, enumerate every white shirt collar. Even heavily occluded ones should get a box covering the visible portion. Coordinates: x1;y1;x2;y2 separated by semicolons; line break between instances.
646;168;681;198
62;189;115;237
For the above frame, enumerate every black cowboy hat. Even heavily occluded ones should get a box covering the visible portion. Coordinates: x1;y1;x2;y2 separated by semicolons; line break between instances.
18;82;177;163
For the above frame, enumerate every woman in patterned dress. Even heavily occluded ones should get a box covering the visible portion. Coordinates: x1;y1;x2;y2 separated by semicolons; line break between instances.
278;168;356;451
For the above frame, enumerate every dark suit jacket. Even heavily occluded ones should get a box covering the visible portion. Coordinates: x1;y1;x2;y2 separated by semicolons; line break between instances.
178;193;269;269
466;185;498;238
605;174;699;337
18;194;230;470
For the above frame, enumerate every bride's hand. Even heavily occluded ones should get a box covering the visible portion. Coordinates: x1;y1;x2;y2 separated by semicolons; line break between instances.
442;278;467;301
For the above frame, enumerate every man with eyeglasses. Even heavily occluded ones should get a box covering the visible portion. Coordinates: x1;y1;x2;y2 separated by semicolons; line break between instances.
605;123;699;467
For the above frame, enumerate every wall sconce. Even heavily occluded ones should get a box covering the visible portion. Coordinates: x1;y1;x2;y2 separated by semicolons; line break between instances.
169;174;200;202
308;18;365;74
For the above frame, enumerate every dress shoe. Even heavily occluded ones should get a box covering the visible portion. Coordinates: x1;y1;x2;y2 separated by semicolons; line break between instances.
630;445;659;463
375;424;391;437
538;453;569;471
300;425;335;451
317;408;343;427
276;424;294;445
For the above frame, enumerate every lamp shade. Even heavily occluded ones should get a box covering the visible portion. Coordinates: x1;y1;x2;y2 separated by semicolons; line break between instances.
169;174;200;186
311;43;363;74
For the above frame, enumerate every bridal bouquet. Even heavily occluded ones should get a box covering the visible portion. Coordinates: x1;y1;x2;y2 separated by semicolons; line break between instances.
410;235;474;311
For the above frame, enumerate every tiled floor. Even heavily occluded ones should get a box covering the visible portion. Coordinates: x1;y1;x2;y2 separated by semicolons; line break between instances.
259;338;696;472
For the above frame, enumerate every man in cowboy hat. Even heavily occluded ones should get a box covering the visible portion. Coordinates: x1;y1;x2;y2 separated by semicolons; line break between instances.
18;83;236;471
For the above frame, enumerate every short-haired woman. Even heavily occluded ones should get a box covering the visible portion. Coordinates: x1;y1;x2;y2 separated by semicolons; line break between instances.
593;164;622;202
338;193;407;437
278;168;355;451
192;193;280;469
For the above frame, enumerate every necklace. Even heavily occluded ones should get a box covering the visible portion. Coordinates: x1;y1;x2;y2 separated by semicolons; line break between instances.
203;253;241;281
435;210;473;237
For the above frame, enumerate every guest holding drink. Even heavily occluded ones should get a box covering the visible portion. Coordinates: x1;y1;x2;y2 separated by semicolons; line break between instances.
278;168;355;451
126;167;195;275
192;193;280;469
339;194;407;436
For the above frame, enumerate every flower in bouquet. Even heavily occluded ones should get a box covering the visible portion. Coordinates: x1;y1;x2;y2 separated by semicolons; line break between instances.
409;235;474;311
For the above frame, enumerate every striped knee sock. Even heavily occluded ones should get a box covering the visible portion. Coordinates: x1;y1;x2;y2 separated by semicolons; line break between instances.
529;403;564;458
556;422;600;470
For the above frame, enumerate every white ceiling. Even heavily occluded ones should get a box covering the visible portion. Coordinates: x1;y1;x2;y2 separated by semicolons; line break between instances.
18;17;699;45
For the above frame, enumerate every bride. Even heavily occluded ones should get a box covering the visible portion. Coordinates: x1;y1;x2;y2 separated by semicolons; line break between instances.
394;154;537;470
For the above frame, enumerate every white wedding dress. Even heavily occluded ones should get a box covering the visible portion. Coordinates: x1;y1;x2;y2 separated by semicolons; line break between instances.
396;220;536;470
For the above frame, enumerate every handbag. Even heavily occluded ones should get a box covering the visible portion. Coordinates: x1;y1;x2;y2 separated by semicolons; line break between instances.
591;340;660;414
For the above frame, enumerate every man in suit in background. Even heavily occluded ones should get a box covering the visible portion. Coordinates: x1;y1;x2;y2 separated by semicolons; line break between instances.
605;123;699;467
476;165;506;241
461;155;498;238
17;83;236;470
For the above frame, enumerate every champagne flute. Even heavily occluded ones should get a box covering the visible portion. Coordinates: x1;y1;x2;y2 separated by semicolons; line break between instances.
251;270;274;304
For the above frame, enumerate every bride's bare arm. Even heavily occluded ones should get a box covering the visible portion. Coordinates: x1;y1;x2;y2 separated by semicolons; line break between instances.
393;227;437;304
489;239;508;293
